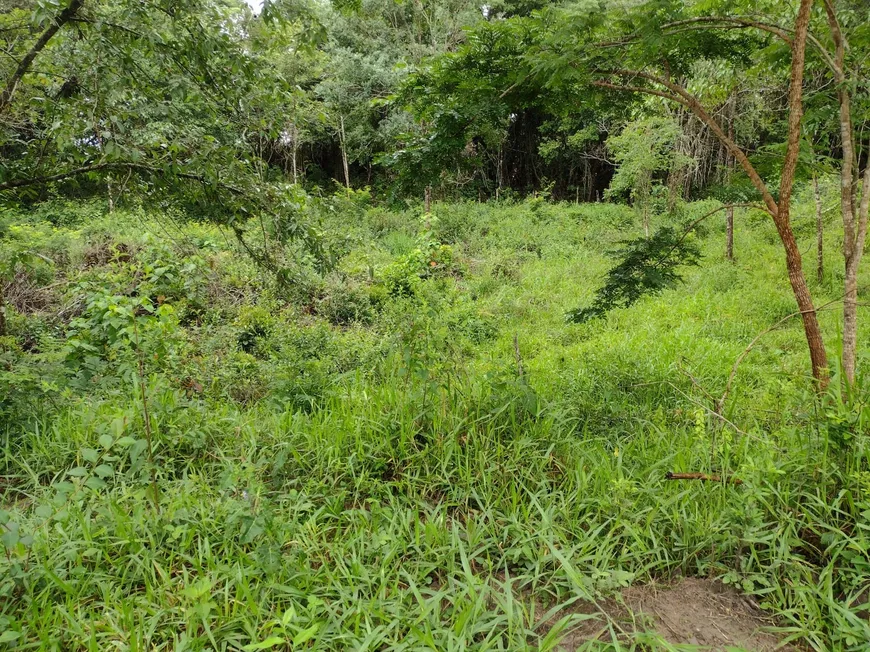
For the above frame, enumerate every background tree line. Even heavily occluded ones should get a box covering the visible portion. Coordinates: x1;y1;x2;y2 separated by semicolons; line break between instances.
0;0;868;384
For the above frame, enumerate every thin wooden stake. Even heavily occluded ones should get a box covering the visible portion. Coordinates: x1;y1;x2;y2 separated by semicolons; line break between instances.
513;333;524;379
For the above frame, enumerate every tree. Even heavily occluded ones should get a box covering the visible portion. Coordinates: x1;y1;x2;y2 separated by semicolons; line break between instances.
0;0;314;261
529;0;830;384
606;116;688;237
818;0;870;387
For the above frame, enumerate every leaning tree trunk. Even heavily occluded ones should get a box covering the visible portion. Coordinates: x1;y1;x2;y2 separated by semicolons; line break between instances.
290;124;298;185
726;206;734;261
843;169;869;387
591;0;826;384
339;115;350;191
777;220;829;383
778;0;829;385
823;0;868;388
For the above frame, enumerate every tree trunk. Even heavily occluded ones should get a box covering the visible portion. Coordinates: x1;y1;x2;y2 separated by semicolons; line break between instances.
0;280;6;337
726;92;735;262
291;124;298;185
843;253;860;385
813;174;823;283
339;115;350;191
726;205;734;261
667;165;683;214
778;222;829;383
823;0;866;388
777;0;828;386
842;165;869;387
639;168;651;238
591;0;826;383
0;0;84;115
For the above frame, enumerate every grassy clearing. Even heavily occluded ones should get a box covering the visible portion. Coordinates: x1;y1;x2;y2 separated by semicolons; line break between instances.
1;197;869;650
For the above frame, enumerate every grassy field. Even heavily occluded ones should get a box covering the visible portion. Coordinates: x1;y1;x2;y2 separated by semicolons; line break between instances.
1;195;869;650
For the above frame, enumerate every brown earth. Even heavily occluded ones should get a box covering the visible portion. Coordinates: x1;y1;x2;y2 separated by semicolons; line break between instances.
550;578;798;651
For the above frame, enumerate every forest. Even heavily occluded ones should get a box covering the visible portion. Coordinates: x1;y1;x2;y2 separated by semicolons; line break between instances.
0;0;869;650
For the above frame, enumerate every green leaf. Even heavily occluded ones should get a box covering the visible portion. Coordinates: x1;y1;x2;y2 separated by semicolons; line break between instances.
0;630;22;643
94;464;114;479
243;636;286;650
68;467;88;477
33;504;53;519
99;434;114;450
81;448;99;464
293;624;320;646
85;477;107;490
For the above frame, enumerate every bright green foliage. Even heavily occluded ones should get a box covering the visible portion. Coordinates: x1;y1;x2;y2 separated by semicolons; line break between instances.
0;0;316;258
1;199;869;650
2;1;870;650
606;116;688;208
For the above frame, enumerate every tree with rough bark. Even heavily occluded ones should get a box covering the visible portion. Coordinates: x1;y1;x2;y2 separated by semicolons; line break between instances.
817;0;870;388
530;0;829;384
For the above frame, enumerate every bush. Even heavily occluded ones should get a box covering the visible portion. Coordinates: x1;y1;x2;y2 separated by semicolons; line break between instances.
235;305;276;357
316;275;374;326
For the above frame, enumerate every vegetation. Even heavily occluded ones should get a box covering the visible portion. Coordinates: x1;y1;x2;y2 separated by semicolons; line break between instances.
0;1;868;651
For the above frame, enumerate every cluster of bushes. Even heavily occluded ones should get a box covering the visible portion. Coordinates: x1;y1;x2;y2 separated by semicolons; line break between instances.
0;200;506;424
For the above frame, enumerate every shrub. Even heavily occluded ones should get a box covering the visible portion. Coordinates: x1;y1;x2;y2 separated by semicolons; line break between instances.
316;275;374;326
234;305;276;357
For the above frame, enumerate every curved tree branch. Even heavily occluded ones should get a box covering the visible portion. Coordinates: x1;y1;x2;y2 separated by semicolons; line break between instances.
598;16;840;78
0;161;243;194
0;0;84;115
599;69;780;217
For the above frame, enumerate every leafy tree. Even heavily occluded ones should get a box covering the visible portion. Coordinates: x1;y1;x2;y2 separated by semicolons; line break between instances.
606;116;689;236
528;0;830;384
0;0;315;262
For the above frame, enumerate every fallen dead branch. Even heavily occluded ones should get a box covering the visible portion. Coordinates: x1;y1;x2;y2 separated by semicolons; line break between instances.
665;472;743;486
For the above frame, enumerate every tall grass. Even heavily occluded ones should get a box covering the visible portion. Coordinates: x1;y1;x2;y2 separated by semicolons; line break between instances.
0;197;868;650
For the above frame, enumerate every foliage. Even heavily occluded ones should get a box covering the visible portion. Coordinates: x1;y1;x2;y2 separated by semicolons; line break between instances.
568;225;702;323
2;0;870;649
0;199;868;650
606;116;691;211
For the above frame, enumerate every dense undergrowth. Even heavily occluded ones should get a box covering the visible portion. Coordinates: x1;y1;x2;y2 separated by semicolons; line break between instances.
1;195;869;650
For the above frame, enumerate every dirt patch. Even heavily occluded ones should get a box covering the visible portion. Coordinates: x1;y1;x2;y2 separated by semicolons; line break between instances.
553;578;797;651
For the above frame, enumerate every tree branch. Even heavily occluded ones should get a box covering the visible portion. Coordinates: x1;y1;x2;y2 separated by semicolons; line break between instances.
598;16;840;80
599;69;779;217
591;79;684;106
0;161;243;194
778;0;814;220
0;0;84;115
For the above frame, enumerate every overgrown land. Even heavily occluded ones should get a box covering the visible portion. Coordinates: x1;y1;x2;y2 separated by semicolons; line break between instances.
1;1;869;651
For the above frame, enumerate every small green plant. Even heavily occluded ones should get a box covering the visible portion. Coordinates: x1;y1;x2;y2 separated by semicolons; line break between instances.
381;227;458;297
64;288;179;383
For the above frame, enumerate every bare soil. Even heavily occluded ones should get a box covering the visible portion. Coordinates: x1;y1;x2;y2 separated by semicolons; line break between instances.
552;578;797;651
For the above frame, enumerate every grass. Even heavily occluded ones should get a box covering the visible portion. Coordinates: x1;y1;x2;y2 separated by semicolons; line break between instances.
0;195;869;650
